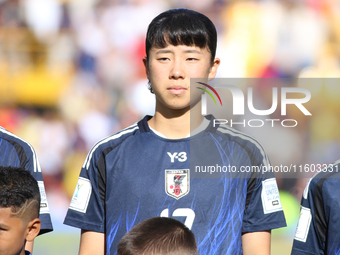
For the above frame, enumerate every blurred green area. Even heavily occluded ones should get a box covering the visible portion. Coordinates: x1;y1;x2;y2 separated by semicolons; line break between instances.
272;236;293;255
34;231;80;255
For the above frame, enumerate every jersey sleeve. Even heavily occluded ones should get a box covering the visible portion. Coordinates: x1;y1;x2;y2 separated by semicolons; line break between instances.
30;155;54;234
291;176;326;255
241;146;286;233
21;141;53;234
64;147;105;233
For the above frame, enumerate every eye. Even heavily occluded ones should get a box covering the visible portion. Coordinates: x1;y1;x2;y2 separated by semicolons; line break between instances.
158;57;170;62
187;58;198;61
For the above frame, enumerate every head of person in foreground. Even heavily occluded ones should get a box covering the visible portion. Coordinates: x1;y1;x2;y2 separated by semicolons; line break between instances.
117;217;198;255
0;166;41;255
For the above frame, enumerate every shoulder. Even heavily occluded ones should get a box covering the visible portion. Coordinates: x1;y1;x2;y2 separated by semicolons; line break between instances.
0;126;38;167
303;160;340;201
0;126;32;149
96;122;139;147
212;124;269;163
82;122;140;169
215;124;262;145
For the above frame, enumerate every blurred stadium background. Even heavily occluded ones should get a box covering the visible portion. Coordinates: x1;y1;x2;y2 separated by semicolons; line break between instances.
0;0;340;254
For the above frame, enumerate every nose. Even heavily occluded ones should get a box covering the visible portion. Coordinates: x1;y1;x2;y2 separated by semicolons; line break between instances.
169;59;185;80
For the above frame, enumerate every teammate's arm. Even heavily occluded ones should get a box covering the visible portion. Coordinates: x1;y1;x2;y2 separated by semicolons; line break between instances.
242;231;271;255
79;230;105;255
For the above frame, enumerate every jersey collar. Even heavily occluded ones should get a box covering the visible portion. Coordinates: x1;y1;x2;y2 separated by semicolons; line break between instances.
138;115;219;135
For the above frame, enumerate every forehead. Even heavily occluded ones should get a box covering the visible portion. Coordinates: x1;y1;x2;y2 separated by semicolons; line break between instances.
149;30;210;49
152;43;205;52
0;207;22;226
149;43;211;58
0;207;14;218
0;207;23;221
150;35;207;49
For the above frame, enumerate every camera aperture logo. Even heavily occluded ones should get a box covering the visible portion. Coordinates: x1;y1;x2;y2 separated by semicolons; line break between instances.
196;82;222;106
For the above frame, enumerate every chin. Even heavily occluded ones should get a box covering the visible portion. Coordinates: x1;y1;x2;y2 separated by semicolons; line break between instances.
165;102;191;111
169;105;190;111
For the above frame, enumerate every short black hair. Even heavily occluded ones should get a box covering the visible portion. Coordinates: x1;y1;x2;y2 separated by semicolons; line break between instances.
117;217;198;255
0;166;40;219
146;8;217;62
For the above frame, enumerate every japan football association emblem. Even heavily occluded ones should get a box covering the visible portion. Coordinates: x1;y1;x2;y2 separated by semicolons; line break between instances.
165;169;190;199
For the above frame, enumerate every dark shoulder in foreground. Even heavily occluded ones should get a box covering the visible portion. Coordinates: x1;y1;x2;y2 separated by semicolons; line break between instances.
305;160;340;192
0;126;37;171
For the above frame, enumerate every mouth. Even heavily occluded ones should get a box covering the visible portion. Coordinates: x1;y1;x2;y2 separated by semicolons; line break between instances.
167;86;187;95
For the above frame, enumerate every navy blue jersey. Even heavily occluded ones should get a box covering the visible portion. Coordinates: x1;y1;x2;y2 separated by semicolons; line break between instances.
0;126;53;234
291;160;340;255
64;116;286;254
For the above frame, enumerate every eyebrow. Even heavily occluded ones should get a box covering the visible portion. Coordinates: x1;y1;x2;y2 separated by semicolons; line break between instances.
155;49;202;54
183;49;202;54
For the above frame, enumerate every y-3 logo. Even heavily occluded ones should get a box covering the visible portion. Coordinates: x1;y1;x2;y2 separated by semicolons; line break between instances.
167;152;187;163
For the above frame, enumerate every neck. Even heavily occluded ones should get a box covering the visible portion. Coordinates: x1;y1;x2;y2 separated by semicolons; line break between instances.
21;247;29;255
148;101;203;139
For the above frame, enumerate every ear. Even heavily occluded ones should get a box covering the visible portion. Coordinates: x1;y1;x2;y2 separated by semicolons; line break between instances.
26;218;41;242
208;58;220;81
143;56;150;80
